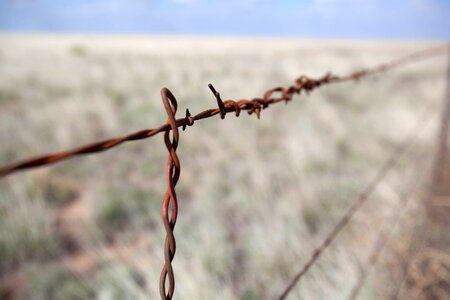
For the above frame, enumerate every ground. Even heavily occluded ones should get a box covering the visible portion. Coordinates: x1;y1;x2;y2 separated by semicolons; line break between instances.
0;35;448;299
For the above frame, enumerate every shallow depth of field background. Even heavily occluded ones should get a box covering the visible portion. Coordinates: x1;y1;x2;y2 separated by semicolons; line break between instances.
0;35;447;299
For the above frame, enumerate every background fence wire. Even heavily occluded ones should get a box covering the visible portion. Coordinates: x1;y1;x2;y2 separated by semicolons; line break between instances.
0;44;449;300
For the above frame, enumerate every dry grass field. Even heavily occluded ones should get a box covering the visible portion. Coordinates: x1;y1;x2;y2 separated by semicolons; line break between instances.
0;35;448;299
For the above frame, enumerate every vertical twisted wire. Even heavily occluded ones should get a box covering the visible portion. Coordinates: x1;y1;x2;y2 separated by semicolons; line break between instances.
159;88;180;300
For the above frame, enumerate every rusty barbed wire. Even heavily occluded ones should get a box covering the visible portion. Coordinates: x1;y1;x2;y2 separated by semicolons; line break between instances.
159;89;180;300
347;164;430;300
0;44;447;177
277;107;436;300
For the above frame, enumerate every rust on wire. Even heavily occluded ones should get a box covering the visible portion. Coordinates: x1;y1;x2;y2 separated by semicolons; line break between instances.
0;45;447;177
277;108;436;300
159;88;181;300
0;43;447;300
347;174;425;300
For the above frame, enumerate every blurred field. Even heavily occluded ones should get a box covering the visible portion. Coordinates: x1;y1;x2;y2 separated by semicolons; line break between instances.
0;35;448;299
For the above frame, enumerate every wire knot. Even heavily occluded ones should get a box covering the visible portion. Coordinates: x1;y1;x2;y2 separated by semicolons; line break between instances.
248;102;262;119
182;108;194;131
296;76;316;93
282;87;296;104
352;71;366;81
224;100;241;117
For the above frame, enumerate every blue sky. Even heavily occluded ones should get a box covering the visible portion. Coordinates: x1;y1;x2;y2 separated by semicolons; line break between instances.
0;0;449;39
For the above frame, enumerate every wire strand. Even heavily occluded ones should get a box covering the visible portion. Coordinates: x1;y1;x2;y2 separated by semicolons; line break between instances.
0;44;447;177
277;107;436;300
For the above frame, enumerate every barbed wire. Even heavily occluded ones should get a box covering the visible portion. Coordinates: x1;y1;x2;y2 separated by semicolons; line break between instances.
1;44;448;300
0;44;447;177
277;107;436;300
347;162;430;300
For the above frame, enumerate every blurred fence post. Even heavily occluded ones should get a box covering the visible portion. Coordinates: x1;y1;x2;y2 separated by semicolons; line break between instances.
417;45;450;300
428;46;450;219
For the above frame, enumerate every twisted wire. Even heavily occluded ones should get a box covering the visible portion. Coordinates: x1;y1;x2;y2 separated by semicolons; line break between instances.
0;45;447;177
159;89;180;300
277;108;436;300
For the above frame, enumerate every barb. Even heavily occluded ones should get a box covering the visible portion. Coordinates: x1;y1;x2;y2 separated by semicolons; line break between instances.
159;88;180;300
208;83;226;119
277;108;436;300
0;44;447;177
